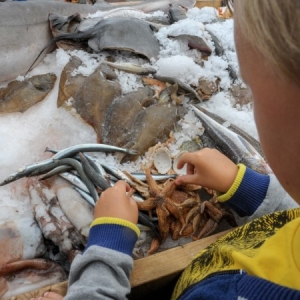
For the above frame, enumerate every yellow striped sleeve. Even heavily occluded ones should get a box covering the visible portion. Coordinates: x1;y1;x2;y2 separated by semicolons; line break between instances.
90;217;140;237
217;164;246;202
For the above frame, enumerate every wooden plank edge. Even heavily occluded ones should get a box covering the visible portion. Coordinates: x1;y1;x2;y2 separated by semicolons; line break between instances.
130;229;232;287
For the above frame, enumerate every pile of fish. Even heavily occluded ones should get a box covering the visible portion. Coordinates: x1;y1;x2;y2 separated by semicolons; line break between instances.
0;0;271;298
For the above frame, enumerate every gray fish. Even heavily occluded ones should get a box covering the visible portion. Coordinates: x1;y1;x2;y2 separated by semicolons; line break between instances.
0;158;55;186
0;73;57;113
0;144;135;187
79;152;111;191
190;105;272;174
51;158;99;202
26;17;161;75
197;106;265;158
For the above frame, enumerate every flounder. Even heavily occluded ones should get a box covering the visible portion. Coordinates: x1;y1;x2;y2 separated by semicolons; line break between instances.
0;73;57;113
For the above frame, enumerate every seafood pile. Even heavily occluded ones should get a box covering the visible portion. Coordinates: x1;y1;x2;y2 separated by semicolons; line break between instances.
0;1;268;297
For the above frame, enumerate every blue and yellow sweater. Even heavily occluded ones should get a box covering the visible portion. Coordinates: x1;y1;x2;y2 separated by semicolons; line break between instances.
172;165;300;299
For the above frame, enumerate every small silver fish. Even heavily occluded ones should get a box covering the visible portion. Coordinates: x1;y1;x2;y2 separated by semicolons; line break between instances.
52;143;138;159
130;172;177;182
103;61;157;76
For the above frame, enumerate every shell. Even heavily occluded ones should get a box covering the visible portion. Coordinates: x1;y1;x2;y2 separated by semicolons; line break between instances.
153;147;172;174
173;151;188;175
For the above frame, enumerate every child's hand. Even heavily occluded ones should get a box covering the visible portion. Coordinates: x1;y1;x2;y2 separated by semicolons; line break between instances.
30;291;64;300
175;148;238;193
94;180;138;225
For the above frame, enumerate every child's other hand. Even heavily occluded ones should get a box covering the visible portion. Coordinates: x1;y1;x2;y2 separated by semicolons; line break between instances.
94;180;138;225
30;291;64;300
175;148;238;193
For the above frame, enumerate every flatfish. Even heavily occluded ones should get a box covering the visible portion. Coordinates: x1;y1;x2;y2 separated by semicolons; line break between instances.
73;67;121;141
0;73;56;113
121;102;180;162
103;86;155;146
57;56;86;107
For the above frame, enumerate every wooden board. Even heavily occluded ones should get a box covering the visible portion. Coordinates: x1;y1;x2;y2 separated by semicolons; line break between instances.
9;229;232;300
194;0;222;9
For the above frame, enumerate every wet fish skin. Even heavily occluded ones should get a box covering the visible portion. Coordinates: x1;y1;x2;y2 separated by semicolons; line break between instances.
79;152;111;191
190;105;272;174
28;157;99;202
53;158;99;202
39;165;73;180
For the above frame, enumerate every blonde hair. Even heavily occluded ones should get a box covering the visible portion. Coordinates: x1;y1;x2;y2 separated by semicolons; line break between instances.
227;0;300;83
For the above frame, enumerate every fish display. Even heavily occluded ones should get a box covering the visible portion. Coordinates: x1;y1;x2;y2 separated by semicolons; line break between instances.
0;2;267;297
